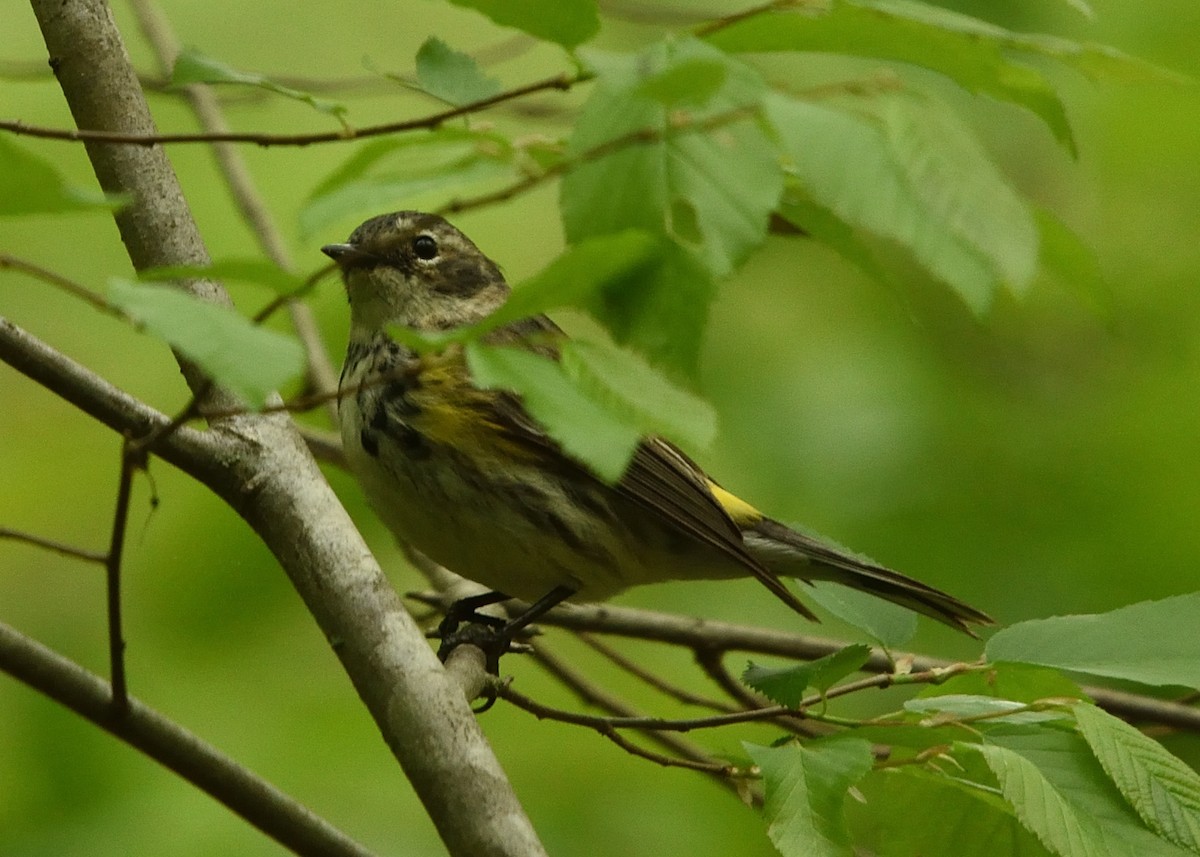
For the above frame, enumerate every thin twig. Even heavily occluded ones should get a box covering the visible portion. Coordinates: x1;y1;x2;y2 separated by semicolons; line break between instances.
498;662;977;734
104;437;142;715
694;647;766;710
0;527;107;564
693;0;806;38
529;643;733;782
597;725;740;775
437;105;758;217
0;254;116;314
576;633;736;712
0;72;583;147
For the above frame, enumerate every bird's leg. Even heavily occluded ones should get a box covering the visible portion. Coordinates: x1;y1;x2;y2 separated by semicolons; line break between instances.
437;589;512;638
437;585;576;678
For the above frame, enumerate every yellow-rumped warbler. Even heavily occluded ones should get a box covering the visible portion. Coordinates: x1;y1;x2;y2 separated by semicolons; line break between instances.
323;211;992;654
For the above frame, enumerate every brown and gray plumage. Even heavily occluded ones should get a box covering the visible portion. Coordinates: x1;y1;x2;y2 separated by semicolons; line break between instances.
324;211;993;635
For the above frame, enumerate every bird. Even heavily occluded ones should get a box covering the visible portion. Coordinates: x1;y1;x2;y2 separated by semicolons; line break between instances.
322;211;992;662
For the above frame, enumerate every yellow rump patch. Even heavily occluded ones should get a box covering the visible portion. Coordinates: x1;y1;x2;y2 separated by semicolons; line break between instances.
707;481;764;527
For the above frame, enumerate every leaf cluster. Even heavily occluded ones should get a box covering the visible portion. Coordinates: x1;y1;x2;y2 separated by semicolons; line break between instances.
743;592;1200;857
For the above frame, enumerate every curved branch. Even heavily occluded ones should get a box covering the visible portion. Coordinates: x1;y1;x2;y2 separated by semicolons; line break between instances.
0;620;376;857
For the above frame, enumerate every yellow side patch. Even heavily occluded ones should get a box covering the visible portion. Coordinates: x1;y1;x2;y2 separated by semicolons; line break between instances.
707;481;764;527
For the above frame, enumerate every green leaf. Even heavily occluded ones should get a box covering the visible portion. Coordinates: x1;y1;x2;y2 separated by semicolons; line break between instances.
0;137;125;216
562;37;784;278
443;0;599;49
488;231;660;329
584;241;717;377
917;662;1087;705
139;259;305;295
635;57;728;106
301;130;515;239
776;187;898;289
855;0;1185;84
562;39;782;372
848;767;1054;857
743;644;871;708
108;279;305;408
1074;703;1200;853
1034;208;1113;319
560;339;716;452
748;738;875;857
904;695;1072;725
415;37;502;106
708;0;1186;128
765;92;1038;313
170;48;347;122
806;579;918;648
465;343;640;482
974;742;1125;857
986;726;1195;857
985;593;1200;690
850;723;969;753
708;1;1080;154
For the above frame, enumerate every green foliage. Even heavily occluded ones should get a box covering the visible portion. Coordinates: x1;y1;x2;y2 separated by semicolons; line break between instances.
974;741;1126;857
904;693;1071;724
744;590;1200;857
984;727;1195;857
414;36;502;106
559;339;717;452
805;579;919;647
562;37;783;372
485;231;660;330
1074;704;1200;851
986;593;1200;689
743;644;871;707
766;91;1037;312
916;663;1087;704
465;343;640;481
849;767;1053;857
707;0;1079;155
288;0;1174;469
107;279;305;408
749;738;876;857
0;137;125;215
443;0;599;48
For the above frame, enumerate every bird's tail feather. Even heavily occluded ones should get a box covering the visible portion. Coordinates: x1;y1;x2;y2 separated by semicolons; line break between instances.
744;518;994;636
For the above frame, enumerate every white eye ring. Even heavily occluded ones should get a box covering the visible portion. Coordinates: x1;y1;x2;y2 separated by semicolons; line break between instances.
413;234;439;261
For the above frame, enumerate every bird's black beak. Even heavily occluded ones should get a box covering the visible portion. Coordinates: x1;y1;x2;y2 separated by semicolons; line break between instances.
321;243;358;264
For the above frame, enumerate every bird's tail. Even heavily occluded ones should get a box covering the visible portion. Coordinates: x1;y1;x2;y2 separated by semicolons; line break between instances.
743;518;994;636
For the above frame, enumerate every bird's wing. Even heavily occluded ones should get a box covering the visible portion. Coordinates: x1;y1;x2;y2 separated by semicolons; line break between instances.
478;316;817;620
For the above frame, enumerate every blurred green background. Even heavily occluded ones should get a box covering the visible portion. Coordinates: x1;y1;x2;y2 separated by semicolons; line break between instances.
2;1;1198;855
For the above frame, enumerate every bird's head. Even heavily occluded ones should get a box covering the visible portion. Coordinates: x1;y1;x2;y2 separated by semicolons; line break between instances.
322;211;509;335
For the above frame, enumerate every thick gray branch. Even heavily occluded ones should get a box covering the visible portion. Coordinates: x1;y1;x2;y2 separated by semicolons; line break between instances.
24;1;545;854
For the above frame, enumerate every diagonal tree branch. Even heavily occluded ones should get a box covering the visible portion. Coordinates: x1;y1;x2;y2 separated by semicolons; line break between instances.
24;1;546;854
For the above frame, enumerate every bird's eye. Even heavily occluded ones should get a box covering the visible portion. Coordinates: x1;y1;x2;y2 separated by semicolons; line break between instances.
412;235;438;261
